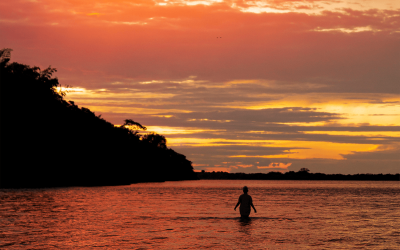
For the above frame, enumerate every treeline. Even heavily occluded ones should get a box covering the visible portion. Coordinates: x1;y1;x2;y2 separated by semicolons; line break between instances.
0;49;197;188
197;171;400;181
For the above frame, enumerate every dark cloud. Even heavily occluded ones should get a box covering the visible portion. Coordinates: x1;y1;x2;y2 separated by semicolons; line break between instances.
174;108;342;123
286;156;400;174
172;145;297;156
342;144;400;161
167;132;399;145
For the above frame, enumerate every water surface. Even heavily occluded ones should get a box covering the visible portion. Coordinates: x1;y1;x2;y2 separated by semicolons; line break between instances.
1;180;399;249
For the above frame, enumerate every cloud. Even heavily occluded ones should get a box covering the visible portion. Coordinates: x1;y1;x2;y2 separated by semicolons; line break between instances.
342;144;400;161
2;0;400;174
175;108;343;123
257;162;292;170
3;2;400;92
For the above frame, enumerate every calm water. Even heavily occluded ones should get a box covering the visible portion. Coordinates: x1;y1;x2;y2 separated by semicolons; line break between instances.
1;180;399;249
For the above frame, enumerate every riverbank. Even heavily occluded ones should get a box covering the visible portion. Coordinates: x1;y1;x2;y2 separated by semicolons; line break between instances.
197;171;400;181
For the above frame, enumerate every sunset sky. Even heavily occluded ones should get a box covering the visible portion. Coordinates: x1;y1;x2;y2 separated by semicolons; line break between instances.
2;0;399;174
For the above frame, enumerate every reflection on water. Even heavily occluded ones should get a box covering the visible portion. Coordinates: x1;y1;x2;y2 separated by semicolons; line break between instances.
0;180;399;249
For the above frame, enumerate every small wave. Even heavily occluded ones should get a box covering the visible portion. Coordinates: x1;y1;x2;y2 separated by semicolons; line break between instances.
151;237;168;240
0;243;15;248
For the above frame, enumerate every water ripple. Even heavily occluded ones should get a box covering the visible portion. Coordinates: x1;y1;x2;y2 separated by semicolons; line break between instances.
0;180;399;249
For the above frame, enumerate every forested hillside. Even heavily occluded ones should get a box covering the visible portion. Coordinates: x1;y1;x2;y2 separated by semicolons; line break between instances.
0;49;197;188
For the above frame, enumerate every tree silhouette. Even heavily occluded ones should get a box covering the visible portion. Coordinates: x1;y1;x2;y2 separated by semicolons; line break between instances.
0;49;197;188
122;119;147;135
299;168;310;173
142;133;167;149
0;48;12;66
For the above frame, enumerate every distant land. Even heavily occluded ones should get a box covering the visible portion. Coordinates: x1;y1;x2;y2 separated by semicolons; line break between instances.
0;49;197;188
197;169;400;181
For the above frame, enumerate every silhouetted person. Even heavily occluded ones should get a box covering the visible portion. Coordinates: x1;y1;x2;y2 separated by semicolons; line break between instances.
234;186;257;219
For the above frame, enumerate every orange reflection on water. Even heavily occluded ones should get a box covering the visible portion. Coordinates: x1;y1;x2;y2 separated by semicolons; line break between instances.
1;180;399;249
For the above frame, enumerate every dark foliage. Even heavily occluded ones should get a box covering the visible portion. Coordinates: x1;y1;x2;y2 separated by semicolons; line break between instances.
0;49;197;188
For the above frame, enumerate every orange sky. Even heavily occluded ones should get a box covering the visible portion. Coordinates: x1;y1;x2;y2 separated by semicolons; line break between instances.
2;0;399;173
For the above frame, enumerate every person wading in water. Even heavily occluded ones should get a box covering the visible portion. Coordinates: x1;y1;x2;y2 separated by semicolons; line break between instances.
234;186;257;219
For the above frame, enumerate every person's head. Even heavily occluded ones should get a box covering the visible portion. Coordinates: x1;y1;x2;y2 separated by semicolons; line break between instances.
243;186;248;193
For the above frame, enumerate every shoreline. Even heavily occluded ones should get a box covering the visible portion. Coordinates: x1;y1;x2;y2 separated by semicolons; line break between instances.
197;171;400;181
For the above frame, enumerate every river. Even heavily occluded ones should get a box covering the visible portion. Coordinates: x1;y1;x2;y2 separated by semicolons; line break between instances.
1;180;399;249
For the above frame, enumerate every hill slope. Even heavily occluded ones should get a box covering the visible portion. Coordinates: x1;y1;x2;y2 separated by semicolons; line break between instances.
0;49;198;188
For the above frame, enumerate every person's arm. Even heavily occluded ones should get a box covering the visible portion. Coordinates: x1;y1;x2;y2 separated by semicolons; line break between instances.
234;197;241;210
250;197;257;213
251;202;257;213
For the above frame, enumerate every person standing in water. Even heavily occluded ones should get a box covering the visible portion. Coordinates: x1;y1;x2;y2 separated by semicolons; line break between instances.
234;186;257;219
